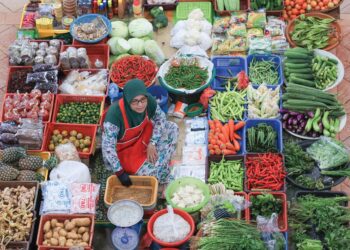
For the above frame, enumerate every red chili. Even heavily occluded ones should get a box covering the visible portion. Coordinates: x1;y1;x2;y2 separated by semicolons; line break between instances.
246;153;286;191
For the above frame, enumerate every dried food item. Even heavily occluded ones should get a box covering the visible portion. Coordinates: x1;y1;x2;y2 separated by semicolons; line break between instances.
73;17;108;41
8;68;34;93
33;63;58;72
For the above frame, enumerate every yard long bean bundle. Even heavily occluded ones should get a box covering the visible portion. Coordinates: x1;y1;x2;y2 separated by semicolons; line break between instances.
249;58;279;85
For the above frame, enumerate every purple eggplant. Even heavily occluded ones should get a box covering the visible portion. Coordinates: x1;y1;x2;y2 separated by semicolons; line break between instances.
282;113;289;121
288;117;294;125
307;111;314;118
280;109;289;113
300;121;306;128
289;111;299;116
282;121;287;129
296;127;303;133
311;132;318;138
287;125;293;130
296;114;303;121
292;119;298;125
318;123;323;133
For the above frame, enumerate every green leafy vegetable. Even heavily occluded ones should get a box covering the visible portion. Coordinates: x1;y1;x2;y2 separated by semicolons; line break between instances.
284;141;314;176
250;193;282;219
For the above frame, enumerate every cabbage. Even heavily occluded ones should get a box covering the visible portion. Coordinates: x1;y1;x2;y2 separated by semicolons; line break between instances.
116;38;131;54
128;18;153;38
144;40;165;66
107;37;121;55
128;38;145;55
111;21;128;38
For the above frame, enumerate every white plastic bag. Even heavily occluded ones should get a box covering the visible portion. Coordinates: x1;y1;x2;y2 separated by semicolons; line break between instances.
50;160;91;184
55;142;81;162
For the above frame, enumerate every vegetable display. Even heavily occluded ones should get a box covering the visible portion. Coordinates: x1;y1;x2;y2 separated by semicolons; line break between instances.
208;158;243;191
110;55;158;88
289;14;337;50
250;0;283;10
164;58;208;90
246;154;286;191
250;193;283;219
208;119;245;155
248;58;280;85
246;123;278;153
150;7;168;30
216;0;241;11
56;102;101;124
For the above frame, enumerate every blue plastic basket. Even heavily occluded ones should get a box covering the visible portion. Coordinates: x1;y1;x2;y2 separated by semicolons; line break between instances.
244;119;283;153
70;14;111;44
247;54;283;86
211;56;247;91
147;85;169;113
207;102;247;122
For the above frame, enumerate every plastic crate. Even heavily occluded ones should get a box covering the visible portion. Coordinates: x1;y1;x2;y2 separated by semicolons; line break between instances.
247;54;283;86
248;192;288;232
43;123;98;159
211;56;247;91
73;37;108;45
175;2;213;23
144;0;178;10
52;95;105;126
213;0;250;16
245;153;286;192
37;214;95;248
104;175;158;208
1;93;55;124
6;66;33;93
244;119;283;153
61;44;109;70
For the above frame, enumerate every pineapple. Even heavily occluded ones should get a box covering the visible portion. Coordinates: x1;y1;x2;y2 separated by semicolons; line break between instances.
43;155;58;171
0;147;26;163
19;156;43;171
16;170;43;181
0;162;19;181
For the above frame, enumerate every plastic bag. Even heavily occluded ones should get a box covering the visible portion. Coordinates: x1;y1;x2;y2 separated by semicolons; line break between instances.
247;11;267;29
26;70;58;84
33;63;57;72
185;131;207;145
41;181;71;214
230;12;248;24
0;123;18;134
108;83;120;103
227;23;247;37
153;206;191;243
247;28;264;38
212;35;247;55
182;144;207;165
55;142;81;162
50;160;91;184
70;183;100;214
0;133;18;144
213;16;231;33
257;214;286;250
249;37;272;55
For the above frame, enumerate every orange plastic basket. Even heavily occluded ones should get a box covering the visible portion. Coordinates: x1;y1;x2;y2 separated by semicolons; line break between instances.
43;123;97;158
52;94;105;126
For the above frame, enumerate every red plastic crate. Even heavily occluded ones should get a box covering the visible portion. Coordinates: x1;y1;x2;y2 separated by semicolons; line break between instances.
59;69;110;95
247;192;288;232
37;214;95;249
43;123;97;159
1;93;55;124
52;95;105;126
213;0;250;16
6;66;33;93
61;44;109;70
72;37;108;45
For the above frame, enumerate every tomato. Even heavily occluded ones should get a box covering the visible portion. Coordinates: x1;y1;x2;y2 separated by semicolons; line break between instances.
292;8;300;15
333;0;339;5
321;6;326;10
296;0;304;4
287;10;293;15
285;0;291;5
287;5;292;10
310;0;317;6
290;0;295;6
315;5;321;9
302;2;307;8
295;3;301;9
300;9;306;13
290;15;298;19
323;0;329;4
307;0;311;2
318;2;324;6
307;3;312;10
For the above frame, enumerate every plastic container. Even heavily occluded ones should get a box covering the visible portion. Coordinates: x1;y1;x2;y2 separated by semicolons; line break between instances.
111;220;143;250
61;44;110;70
104;175;158;208
175;2;213;23
211;56;247;91
147;85;169;113
247;54;283;86
52;94;105;126
147;208;195;247
37;214;95;248
165;177;210;213
184;103;203;117
43;123;97;158
248;192;288;232
1;93;55;124
244;119;283;153
213;0;250;16
70;14;112;44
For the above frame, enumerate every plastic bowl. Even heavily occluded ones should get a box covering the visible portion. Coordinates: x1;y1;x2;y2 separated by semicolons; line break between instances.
184;103;203;117
165;177;210;213
147;208;195;247
70;14;111;44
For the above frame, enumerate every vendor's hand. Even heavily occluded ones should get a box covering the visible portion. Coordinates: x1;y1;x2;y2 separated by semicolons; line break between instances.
147;143;158;164
116;171;132;187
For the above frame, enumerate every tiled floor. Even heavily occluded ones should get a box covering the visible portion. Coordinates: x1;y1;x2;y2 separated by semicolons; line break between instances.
0;0;349;197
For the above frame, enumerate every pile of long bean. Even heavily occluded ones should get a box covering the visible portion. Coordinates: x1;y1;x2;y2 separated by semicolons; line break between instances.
208;158;243;191
164;64;208;90
210;84;246;122
249;58;279;85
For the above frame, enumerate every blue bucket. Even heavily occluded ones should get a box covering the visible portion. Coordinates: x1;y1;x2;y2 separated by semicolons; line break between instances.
147;85;169;113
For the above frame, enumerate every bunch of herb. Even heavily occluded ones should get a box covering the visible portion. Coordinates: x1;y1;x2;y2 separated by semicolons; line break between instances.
284;141;314;176
250;193;283;219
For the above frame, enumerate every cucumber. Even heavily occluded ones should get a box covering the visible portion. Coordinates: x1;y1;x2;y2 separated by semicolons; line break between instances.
285;63;311;69
284;99;329;108
288;47;313;55
284;51;313;59
285;68;313;74
289;76;315;87
282;92;337;105
285;59;312;64
289;73;314;80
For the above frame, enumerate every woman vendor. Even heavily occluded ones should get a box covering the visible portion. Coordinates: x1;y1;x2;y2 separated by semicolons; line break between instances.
102;79;179;186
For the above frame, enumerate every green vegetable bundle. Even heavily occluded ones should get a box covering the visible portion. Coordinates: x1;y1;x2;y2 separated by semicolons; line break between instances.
250;0;283;11
250;193;282;219
216;0;240;11
284;141;314;176
246;123;278;153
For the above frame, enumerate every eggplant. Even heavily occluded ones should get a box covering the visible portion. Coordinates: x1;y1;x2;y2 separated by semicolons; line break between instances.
307;111;314;118
287;125;293;130
296;127;303;133
311;132;318;138
282;121;287;129
282;113;289;121
296;114;303;121
289;111;299;116
280;108;289;113
292;119;298;125
300;121;306;128
318;123;323;133
288;117;293;125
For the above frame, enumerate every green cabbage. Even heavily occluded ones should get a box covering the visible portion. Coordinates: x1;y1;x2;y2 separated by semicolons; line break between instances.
128;38;145;55
144;40;165;65
107;37;120;55
111;21;128;38
128;18;153;38
115;38;131;54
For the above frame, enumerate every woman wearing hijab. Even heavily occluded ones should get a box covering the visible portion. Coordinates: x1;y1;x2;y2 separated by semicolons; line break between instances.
102;79;179;186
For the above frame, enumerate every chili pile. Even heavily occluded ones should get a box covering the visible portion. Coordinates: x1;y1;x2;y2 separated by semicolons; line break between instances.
246;153;286;191
110;55;157;88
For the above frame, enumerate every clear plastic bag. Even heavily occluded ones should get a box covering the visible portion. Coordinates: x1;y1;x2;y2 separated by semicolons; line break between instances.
49;39;61;49
70;183;100;214
0;122;18;134
0;133;18;144
60;51;71;70
44;54;58;65
257;214;286;250
41;181;71;214
26;70;58;84
213;16;231;33
33;64;58;72
249;37;272;55
34;55;44;64
55;142;81;162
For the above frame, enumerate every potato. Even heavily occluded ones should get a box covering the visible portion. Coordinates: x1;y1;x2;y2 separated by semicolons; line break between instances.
78;226;86;234
82;232;89;243
56;222;64;228
59;236;66;247
65;222;75;231
43;240;48;245
50;238;59;246
44;230;53;239
72;227;78;234
67;232;78;239
73;218;91;227
53;227;60;233
53;231;60;239
43;221;51;233
78;242;89;247
66;239;74;247
64;219;70;225
51;219;58;228
59;228;67;237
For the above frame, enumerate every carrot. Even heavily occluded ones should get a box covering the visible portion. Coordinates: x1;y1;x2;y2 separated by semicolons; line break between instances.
222;149;236;155
220;143;226;150
225;142;235;151
222;124;230;142
208;144;214;150
215;127;221;134
234;121;245;131
233;139;240;151
208;120;215;129
210;139;217;145
218;134;227;143
215;149;222;155
228;119;235;141
233;132;241;140
215;120;224;130
209;149;215;155
213;145;220;150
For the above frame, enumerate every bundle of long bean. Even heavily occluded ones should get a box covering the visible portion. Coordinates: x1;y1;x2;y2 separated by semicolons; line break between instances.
249;58;279;85
210;83;246;122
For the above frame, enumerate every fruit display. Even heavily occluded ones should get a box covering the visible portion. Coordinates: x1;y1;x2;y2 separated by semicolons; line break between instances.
56;102;101;124
2;89;53;123
48;129;93;153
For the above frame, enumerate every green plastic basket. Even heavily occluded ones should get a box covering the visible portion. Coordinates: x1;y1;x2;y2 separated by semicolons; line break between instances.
175;2;213;23
165;177;210;213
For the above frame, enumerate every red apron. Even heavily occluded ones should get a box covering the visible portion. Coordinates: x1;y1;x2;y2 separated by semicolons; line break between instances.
116;99;153;174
